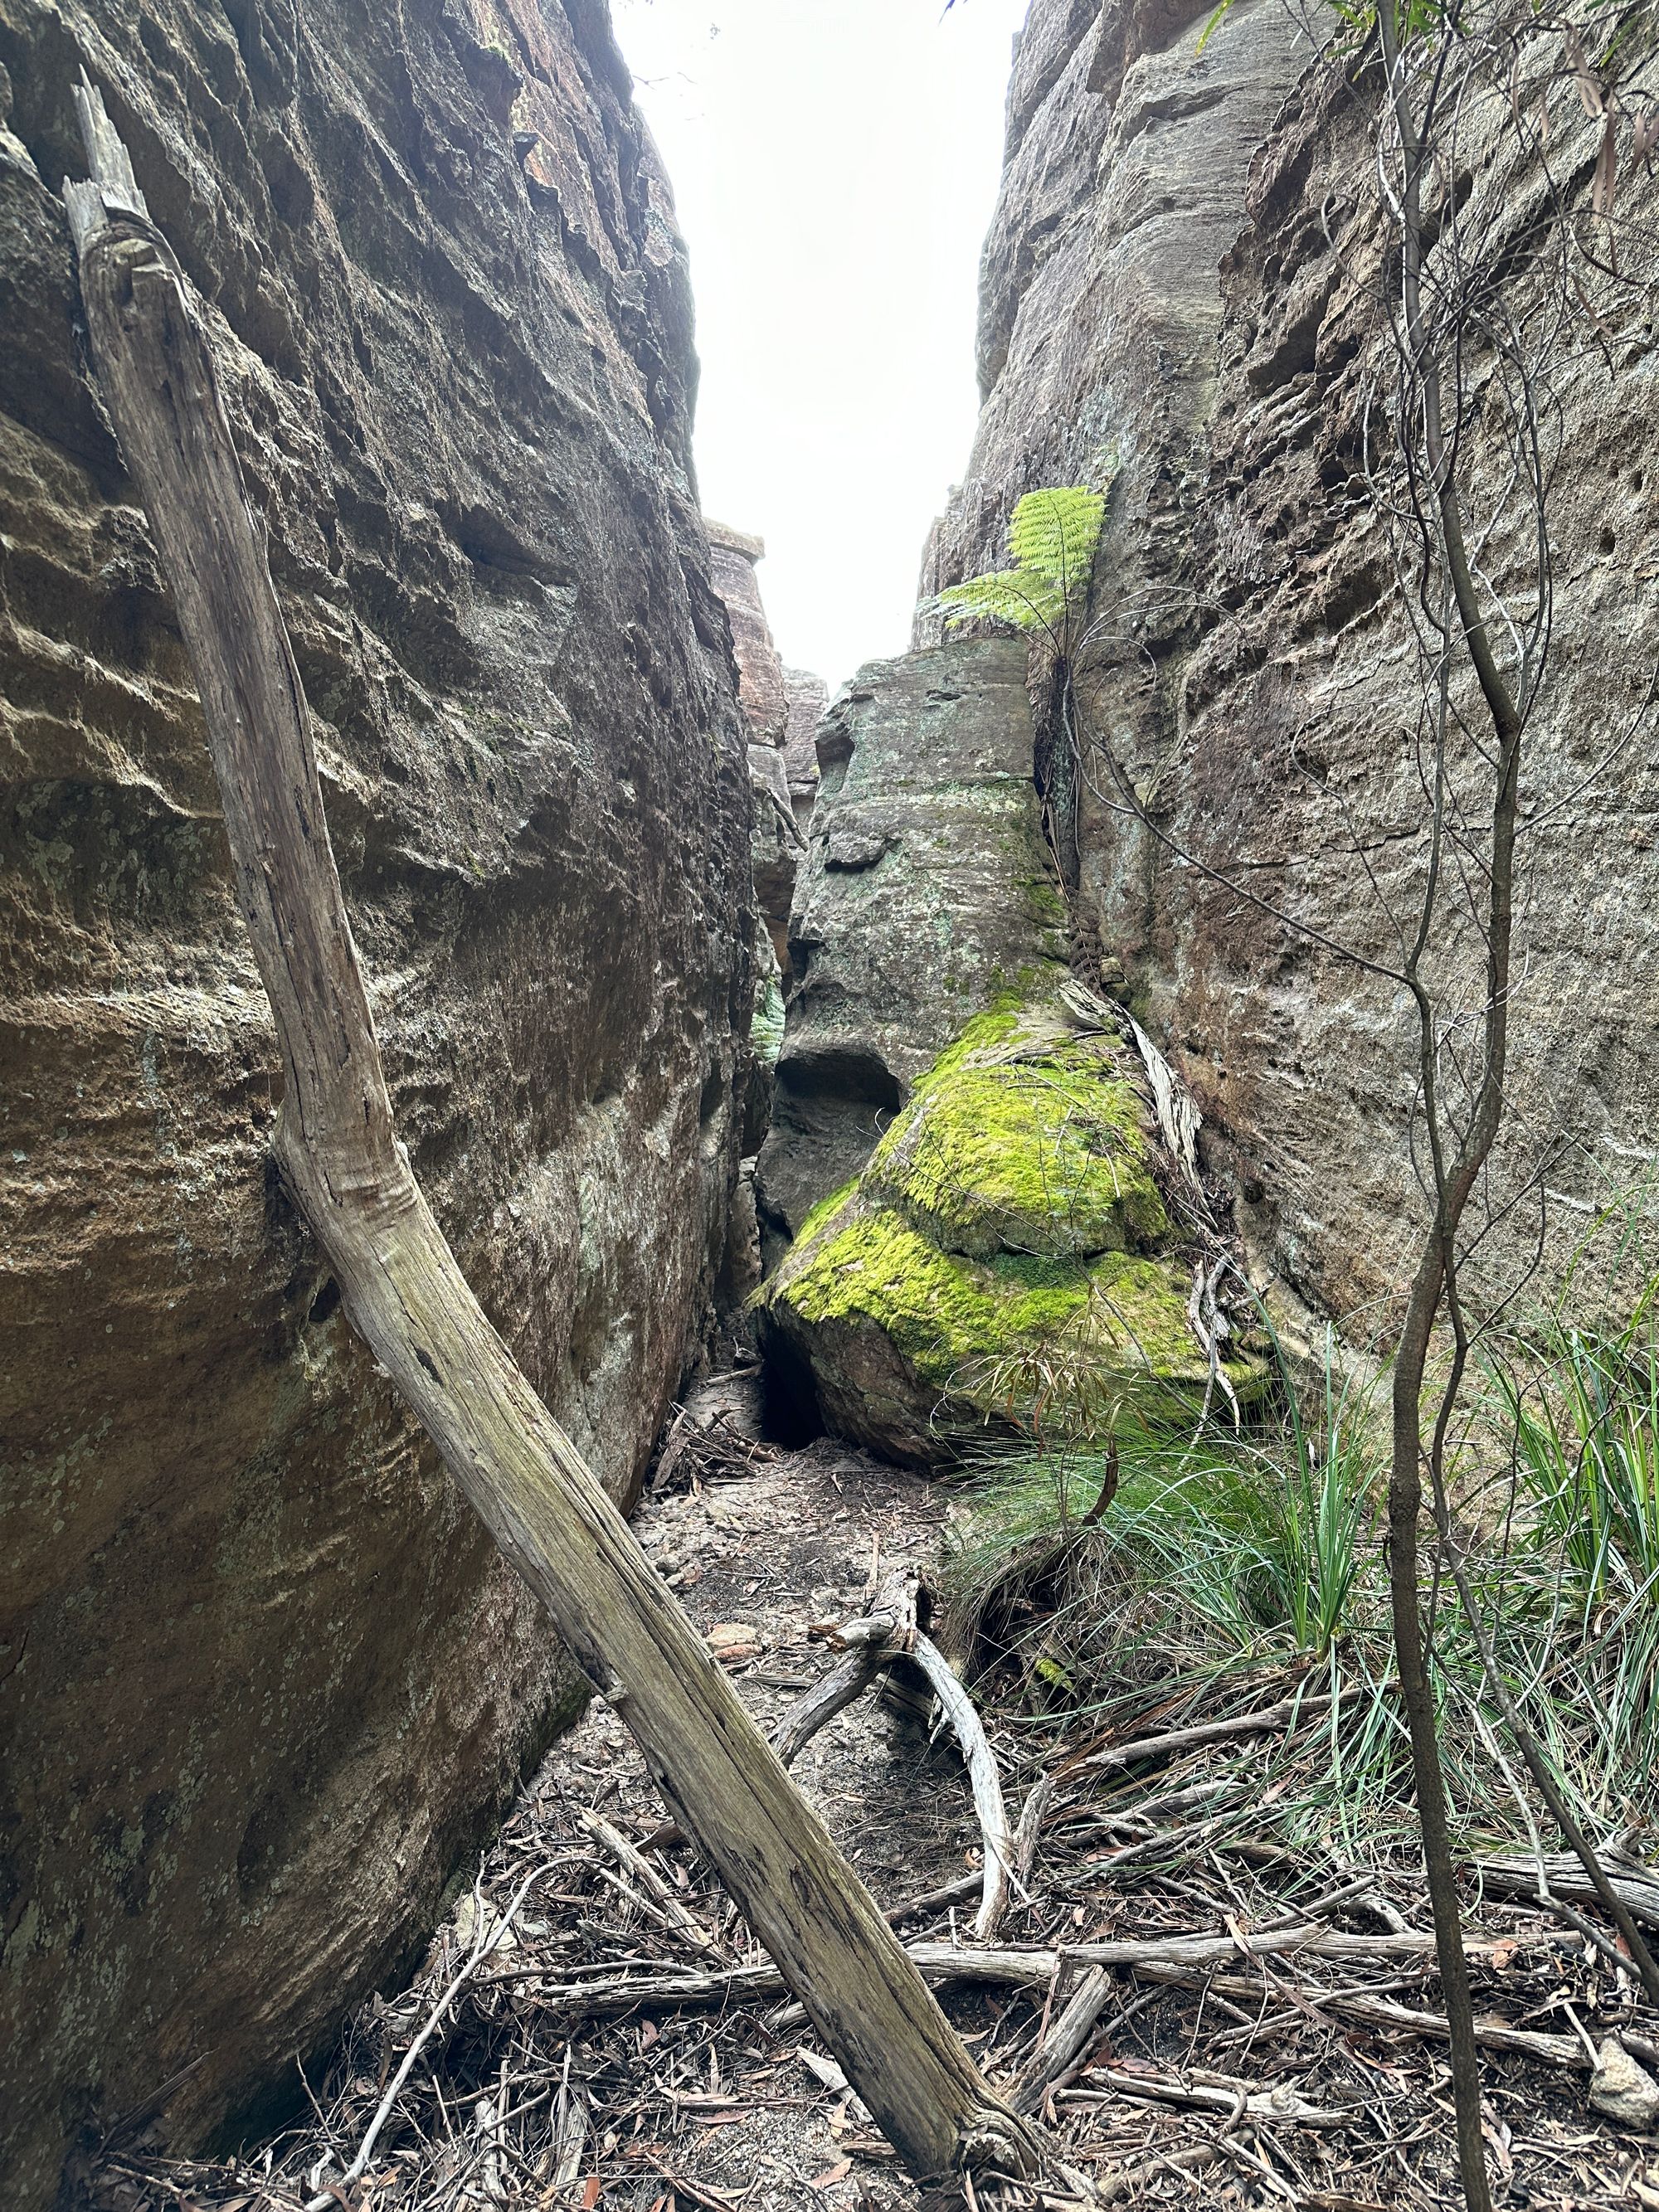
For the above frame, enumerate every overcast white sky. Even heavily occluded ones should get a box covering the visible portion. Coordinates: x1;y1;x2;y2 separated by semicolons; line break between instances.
611;0;1030;693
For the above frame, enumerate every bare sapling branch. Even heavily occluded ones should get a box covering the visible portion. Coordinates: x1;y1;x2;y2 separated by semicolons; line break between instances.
1010;6;1659;2205
1371;10;1516;2204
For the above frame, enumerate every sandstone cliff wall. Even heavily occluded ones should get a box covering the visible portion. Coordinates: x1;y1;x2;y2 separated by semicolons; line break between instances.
0;2;752;2200
782;667;827;838
704;522;805;979
922;0;1659;1329
706;518;787;744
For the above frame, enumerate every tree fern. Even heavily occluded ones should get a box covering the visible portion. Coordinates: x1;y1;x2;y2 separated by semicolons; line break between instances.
1008;486;1105;605
935;566;1068;634
926;485;1107;649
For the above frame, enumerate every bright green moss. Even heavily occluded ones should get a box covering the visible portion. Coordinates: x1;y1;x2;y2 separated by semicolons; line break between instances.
766;994;1262;1453
783;1207;1000;1383
1080;1252;1210;1375
780;1202;1138;1392
773;1200;1239;1432
911;999;1024;1087
988;1251;1078;1291
795;1174;861;1247
867;1009;1167;1261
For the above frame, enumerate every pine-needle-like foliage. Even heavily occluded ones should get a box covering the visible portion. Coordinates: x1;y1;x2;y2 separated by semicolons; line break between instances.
927;484;1106;649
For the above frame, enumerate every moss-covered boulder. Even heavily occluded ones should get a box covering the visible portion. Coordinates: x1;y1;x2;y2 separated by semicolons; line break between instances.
760;1001;1261;1463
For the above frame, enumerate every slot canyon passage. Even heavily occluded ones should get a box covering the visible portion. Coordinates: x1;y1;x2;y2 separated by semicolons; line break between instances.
6;0;1659;2207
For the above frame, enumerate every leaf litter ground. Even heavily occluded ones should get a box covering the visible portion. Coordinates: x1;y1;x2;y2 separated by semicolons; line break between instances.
93;1376;1659;2212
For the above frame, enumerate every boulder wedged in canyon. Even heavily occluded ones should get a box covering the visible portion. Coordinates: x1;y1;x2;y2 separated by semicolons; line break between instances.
754;639;1068;1263
0;4;751;2203
922;0;1659;1324
783;665;828;838
747;737;806;975
760;994;1262;1464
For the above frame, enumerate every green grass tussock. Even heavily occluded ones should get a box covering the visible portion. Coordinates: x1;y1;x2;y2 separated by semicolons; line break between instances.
944;1292;1659;1860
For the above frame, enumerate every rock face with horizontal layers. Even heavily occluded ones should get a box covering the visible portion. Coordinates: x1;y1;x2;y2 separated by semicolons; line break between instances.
706;518;788;745
918;0;1304;629
924;0;1659;1325
755;639;1068;1261
704;522;806;976
0;4;751;2204
761;996;1260;1464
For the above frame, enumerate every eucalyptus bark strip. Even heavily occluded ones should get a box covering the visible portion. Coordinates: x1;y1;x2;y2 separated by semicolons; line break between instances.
1475;1850;1659;1934
1010;1963;1114;2117
63;78;1036;2189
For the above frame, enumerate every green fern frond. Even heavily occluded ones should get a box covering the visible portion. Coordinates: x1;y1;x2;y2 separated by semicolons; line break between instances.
924;483;1107;649
932;566;1066;634
1006;486;1106;601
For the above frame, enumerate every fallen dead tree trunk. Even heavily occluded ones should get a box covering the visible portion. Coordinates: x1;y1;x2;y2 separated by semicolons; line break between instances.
481;1922;1478;2020
486;1924;1605;2083
1475;1850;1659;1933
62;80;1036;2192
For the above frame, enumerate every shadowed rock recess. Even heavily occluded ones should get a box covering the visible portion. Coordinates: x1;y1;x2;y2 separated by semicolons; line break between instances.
0;2;752;2202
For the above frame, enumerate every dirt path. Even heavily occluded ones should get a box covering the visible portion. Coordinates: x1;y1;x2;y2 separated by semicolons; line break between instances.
95;1377;1659;2212
546;1411;960;2210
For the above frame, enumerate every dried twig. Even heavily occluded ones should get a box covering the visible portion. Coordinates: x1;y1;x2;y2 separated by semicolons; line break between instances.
490;1923;1465;2020
912;1632;1016;1939
1065;2065;1356;2127
577;1810;722;1957
304;1866;540;2210
771;1646;884;1768
1078;1684;1359;1773
1010;1965;1115;2116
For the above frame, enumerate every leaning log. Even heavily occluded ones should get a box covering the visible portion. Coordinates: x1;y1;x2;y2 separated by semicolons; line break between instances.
63;78;1036;2190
